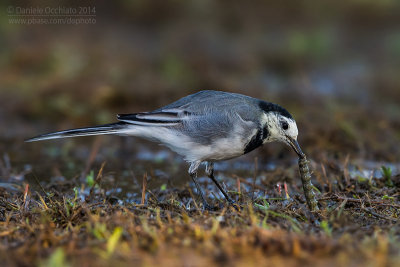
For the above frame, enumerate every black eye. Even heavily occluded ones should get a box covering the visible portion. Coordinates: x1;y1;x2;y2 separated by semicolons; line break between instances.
281;121;289;130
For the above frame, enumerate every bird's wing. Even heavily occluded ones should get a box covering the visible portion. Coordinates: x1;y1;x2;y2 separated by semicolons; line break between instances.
119;91;260;126
117;109;191;126
153;91;259;120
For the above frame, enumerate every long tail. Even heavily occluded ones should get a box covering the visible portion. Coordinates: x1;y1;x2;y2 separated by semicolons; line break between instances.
25;122;129;142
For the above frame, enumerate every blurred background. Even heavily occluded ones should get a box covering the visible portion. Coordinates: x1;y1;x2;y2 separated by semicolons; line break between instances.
0;0;400;190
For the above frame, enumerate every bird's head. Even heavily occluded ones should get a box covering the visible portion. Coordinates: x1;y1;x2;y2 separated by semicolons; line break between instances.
259;102;304;158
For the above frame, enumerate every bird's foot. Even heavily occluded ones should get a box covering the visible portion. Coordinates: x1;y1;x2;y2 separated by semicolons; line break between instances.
202;202;218;211
201;199;240;212
226;199;240;211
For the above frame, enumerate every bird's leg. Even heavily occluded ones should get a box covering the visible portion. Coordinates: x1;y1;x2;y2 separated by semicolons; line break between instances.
189;162;213;210
190;172;213;210
205;162;238;209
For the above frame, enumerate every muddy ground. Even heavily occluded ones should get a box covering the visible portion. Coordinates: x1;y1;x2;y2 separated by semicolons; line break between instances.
1;136;400;267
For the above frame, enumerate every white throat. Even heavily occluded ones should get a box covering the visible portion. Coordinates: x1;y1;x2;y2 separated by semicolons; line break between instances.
260;112;298;144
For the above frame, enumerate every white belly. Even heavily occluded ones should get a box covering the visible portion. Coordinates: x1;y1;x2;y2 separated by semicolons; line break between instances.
123;125;256;163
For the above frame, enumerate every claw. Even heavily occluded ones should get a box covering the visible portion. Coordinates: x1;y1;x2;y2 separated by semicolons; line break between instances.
202;202;217;211
228;200;240;211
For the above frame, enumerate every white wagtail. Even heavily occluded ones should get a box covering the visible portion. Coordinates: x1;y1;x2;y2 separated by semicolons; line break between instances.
27;90;304;209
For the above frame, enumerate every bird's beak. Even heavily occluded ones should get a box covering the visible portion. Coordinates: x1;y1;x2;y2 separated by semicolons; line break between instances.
286;136;305;158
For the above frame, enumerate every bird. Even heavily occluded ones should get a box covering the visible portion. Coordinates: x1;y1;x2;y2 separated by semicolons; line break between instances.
26;90;304;210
